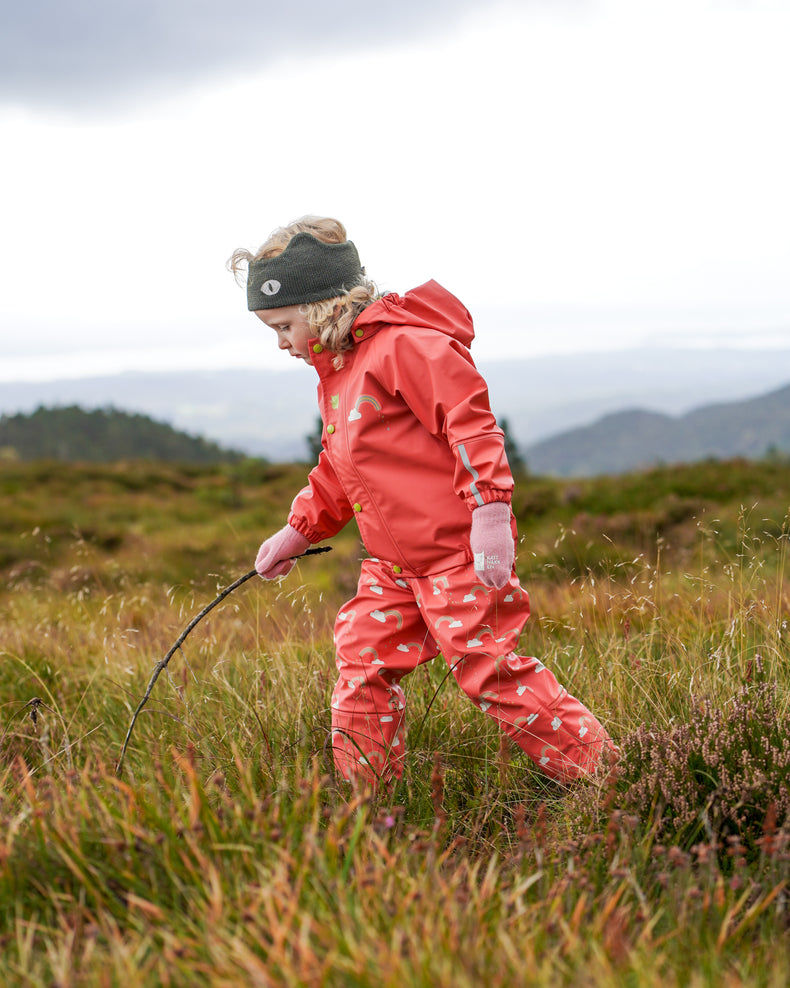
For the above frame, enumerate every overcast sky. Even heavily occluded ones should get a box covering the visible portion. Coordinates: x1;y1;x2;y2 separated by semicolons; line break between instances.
1;0;789;382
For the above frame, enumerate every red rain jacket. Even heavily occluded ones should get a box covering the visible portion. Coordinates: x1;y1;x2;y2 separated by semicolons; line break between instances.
287;280;515;577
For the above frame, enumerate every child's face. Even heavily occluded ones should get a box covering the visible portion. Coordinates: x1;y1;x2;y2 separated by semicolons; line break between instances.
254;305;315;364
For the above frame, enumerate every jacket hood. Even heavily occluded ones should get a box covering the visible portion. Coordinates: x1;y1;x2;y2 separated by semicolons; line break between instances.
352;280;475;348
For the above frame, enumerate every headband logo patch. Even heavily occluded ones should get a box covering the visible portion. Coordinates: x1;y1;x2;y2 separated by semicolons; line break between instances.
261;279;281;296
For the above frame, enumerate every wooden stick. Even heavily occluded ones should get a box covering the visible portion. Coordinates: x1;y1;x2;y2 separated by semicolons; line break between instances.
115;546;331;775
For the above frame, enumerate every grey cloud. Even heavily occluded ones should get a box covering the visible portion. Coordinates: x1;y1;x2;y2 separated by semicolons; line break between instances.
1;0;485;112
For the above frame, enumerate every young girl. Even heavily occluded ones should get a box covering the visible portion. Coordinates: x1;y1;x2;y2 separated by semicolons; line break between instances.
229;216;614;788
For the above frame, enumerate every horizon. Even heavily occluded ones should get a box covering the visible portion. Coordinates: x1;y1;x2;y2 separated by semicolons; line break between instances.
3;319;790;385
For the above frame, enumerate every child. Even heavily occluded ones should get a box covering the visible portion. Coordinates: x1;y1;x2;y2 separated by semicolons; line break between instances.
229;216;614;788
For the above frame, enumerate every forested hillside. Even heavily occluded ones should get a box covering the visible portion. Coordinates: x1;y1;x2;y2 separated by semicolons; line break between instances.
0;405;247;463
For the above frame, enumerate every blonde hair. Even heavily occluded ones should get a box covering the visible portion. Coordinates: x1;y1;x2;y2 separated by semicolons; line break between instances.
228;215;379;368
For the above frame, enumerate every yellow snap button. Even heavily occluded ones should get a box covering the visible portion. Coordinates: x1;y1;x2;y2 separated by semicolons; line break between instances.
326;424;335;435
393;565;402;574
355;328;364;338
353;502;362;512
312;343;323;353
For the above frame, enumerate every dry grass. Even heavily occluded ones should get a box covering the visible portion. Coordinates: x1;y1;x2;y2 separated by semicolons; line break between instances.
2;459;790;985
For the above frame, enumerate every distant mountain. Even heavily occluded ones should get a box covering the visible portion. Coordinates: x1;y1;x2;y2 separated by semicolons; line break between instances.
524;383;790;477
0;347;789;462
0;405;247;463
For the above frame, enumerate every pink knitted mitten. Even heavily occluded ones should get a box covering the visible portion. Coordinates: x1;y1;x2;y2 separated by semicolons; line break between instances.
255;524;311;579
470;502;515;589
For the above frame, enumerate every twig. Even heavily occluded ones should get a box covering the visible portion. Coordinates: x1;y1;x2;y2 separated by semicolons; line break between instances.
115;546;331;776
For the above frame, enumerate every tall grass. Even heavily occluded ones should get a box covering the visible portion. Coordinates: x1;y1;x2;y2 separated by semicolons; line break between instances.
2;460;790;985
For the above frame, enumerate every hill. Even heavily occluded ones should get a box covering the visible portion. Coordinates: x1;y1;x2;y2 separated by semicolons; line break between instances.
524;382;790;476
0;405;248;463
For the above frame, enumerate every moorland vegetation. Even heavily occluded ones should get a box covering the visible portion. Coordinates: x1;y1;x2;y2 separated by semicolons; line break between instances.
2;457;790;985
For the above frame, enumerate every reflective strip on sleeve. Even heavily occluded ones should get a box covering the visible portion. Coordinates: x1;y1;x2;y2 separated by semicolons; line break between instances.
457;443;485;507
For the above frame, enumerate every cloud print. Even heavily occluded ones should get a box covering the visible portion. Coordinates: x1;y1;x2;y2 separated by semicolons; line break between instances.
1;0;484;111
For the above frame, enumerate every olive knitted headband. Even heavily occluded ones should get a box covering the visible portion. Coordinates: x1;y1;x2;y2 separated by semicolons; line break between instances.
246;231;364;310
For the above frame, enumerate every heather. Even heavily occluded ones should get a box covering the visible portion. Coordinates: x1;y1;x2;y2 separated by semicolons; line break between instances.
2;458;790;986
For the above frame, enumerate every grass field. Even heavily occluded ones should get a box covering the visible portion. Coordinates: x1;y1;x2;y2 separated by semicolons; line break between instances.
2;457;790;986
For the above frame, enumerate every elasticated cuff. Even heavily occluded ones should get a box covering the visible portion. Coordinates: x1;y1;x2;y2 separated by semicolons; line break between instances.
287;513;324;545
462;489;512;511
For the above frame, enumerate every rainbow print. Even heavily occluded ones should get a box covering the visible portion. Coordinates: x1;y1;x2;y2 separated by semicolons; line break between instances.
348;395;382;422
360;646;384;665
466;625;495;648
463;585;491;603
369;608;404;630
435;614;464;630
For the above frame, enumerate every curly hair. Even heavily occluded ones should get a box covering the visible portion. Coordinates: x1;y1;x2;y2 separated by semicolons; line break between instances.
228;216;379;368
